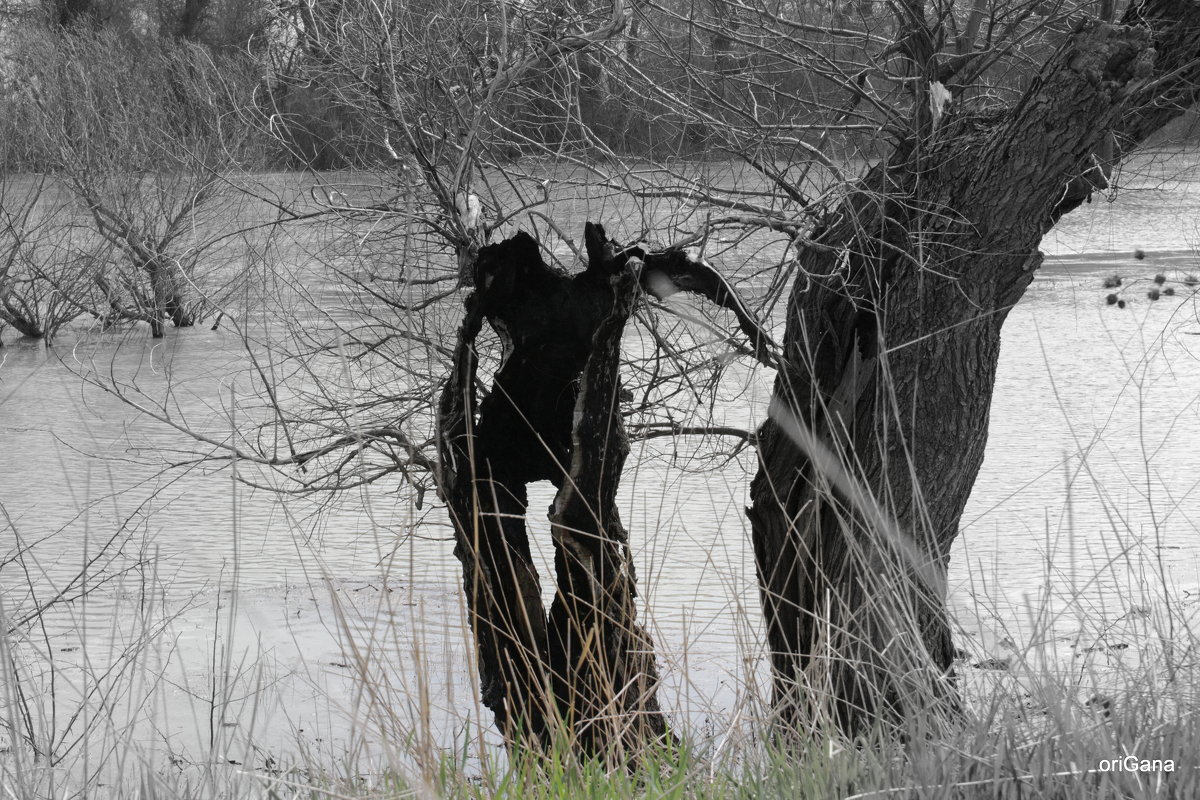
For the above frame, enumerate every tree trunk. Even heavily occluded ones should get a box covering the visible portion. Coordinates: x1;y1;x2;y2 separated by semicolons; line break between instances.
748;8;1200;736
165;290;195;329
150;261;169;338
52;0;97;29
174;0;209;40
545;263;666;756
149;259;194;335
0;283;45;339
437;228;667;757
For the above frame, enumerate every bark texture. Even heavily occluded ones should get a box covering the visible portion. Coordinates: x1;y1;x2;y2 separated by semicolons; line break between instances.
437;225;667;756
748;6;1200;735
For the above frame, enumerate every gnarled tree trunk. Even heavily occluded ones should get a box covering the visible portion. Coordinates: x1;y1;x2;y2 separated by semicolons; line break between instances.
437;228;667;758
748;6;1200;735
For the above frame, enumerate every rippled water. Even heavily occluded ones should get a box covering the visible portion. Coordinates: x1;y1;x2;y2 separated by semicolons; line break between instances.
2;152;1199;771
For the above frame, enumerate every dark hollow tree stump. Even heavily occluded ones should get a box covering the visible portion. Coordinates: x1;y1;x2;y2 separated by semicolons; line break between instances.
437;222;669;759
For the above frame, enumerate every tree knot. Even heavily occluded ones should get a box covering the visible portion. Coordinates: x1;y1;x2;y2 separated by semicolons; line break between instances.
1067;20;1153;87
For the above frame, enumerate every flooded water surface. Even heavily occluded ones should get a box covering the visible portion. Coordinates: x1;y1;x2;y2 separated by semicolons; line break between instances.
2;152;1200;774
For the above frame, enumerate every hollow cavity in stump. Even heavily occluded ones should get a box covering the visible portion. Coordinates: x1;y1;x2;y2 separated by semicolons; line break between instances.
437;222;668;758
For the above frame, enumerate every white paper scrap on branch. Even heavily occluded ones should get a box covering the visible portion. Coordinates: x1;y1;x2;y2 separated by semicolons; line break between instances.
929;81;953;129
456;191;482;230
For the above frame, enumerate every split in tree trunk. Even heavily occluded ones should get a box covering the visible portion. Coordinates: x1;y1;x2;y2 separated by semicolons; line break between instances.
437;223;668;758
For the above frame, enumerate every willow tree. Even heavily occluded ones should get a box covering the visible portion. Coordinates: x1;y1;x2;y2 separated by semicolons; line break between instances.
600;0;1200;733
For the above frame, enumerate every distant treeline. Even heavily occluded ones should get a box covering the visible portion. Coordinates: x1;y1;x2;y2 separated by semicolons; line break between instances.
2;0;1197;174
0;0;909;171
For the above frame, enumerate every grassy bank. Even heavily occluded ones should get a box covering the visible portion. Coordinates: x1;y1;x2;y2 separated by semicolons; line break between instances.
5;531;1199;799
